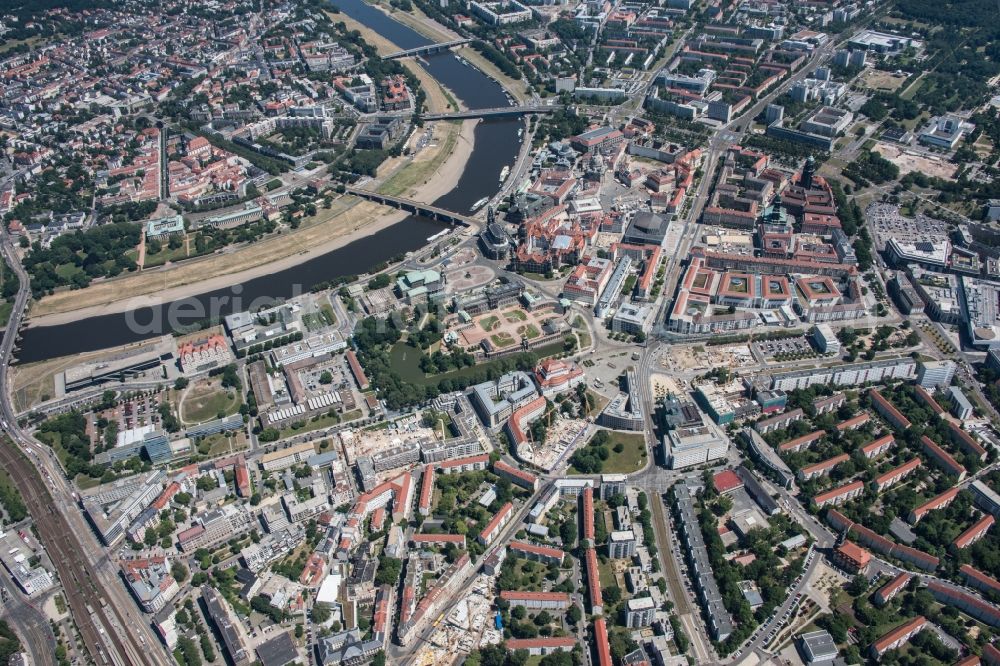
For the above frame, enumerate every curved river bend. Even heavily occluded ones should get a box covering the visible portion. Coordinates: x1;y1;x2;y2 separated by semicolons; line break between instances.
16;0;519;362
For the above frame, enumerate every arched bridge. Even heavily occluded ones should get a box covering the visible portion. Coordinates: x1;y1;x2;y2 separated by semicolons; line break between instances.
422;104;562;121
346;187;476;226
384;39;471;60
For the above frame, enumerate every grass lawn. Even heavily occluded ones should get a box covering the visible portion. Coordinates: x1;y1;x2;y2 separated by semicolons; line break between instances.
576;329;592;349
569;430;648;475
75;474;103;490
321;303;337;326
491;332;516;348
598;557;617;588
279;411;343;439
143;243;189;268
479;315;500;332
520;324;540;340
180;379;241;425
302;308;335;332
587;390;609;415
504;309;527;323
196;431;248;457
389;341;565;387
54;263;85;281
0;301;12;329
377;120;461;197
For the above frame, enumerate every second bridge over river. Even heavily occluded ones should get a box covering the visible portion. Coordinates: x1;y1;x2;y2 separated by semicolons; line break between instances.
345;187;478;226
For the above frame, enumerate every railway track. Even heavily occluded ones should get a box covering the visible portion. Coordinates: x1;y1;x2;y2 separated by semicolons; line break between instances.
0;439;155;666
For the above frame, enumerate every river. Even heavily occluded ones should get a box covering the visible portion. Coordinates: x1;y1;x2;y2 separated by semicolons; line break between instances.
15;0;519;363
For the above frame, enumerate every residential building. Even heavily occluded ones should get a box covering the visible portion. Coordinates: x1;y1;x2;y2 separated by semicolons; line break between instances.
832;540;871;574
608;531;637;559
203;587;251;666
260;442;315;472
920;435;967;480
625;597;656;627
812;480;864;508
869;617;926;659
874;573;911;607
499;591;571;610
505;638;577;656
477;502;513;546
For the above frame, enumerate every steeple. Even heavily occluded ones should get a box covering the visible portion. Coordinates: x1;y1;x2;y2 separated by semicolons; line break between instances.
801;155;816;189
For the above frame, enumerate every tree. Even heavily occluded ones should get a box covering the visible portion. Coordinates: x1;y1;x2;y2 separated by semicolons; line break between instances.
312;602;332;623
374;556;402;585
171;562;188;583
566;603;582;625
319;371;333;384
174;377;189;390
848;574;869;596
199;633;216;663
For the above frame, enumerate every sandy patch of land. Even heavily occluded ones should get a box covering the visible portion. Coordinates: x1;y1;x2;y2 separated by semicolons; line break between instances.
873;142;958;180
860;69;908;92
26;197;405;324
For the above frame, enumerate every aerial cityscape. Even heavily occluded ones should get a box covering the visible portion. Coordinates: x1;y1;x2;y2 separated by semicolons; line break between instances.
0;0;999;664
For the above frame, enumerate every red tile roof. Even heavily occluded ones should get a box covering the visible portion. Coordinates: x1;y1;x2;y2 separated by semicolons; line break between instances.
582;487;595;542
953;514;995;550
874;572;911;605
961;564;1000;594
870;389;912;430
920;435;967;477
510;540;566;561
479;502;513;544
799;453;849;477
949;422;987;461
585;547;602;611
778;429;825;452
500;591;571;602
871;616;925;655
835;540;871;568
507;637;577;650
836;412;870;431
594;618;613;666
418;465;435;512
874;457;921;491
813;480;864;506
908;487;959;523
913;385;944;415
861;434;895;458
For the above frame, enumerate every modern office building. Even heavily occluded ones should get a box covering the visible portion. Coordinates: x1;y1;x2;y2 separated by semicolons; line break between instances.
916;360;956;389
598;367;645;430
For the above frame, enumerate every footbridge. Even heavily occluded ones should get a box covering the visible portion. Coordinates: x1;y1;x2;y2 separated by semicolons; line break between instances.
422;104;562;121
384;39;471;60
346;187;476;226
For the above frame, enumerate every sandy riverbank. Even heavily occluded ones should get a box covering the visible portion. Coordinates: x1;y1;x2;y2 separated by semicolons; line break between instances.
27;118;476;327
26;15;478;326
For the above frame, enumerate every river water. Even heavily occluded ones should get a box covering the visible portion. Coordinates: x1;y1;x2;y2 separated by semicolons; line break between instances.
16;0;519;362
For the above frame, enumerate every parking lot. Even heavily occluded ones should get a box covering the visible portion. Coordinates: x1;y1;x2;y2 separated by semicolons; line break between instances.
754;336;815;360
